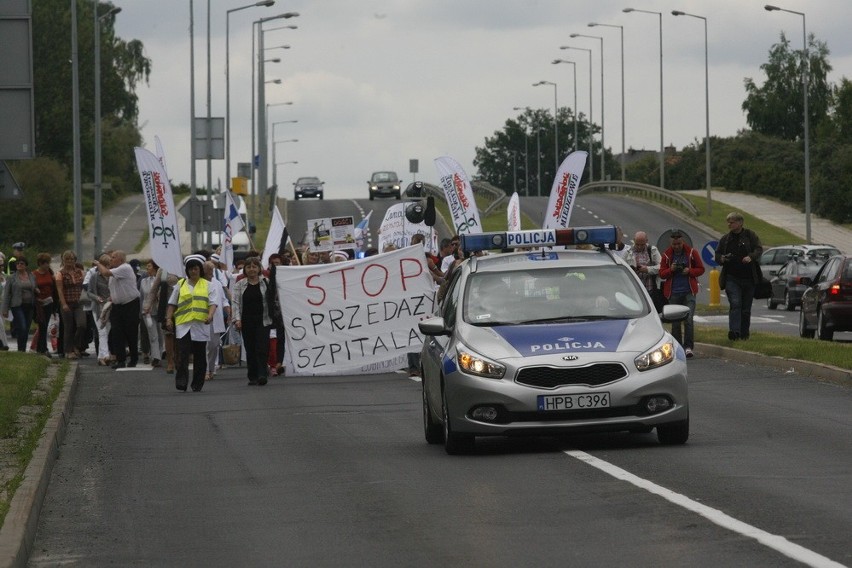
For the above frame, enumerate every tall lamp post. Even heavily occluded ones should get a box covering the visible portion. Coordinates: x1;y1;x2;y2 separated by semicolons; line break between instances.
559;45;593;181
549;61;578;156
624;7;665;189
94;4;121;256
254;11;299;222
226;0;274;192
532;81;559;173
512;108;531;196
672;10;712;215
765;4;811;243
271;139;297;211
570;33;605;180
589;22;625;181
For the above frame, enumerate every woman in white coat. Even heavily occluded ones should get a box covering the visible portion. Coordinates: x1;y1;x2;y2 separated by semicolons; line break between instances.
204;260;230;380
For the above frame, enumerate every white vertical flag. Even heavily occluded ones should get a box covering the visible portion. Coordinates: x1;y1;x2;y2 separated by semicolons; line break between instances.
434;156;482;236
221;192;245;271
507;192;521;232
135;147;184;277
261;205;287;268
154;135;168;175
543;151;588;230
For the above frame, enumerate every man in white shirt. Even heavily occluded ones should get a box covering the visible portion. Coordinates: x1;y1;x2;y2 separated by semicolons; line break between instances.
95;250;140;369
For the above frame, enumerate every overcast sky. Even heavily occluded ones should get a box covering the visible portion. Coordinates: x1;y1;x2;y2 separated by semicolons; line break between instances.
113;0;852;202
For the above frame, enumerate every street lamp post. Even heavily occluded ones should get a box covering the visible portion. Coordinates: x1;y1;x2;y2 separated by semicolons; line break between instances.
672;10;712;215
559;46;593;182
226;1;274;192
589;22;625;181
551;60;579;155
624;8;665;189
94;4;121;256
765;4;811;243
254;11;299;222
71;0;82;257
570;33;605;180
512;107;531;195
532;81;559;173
271;138;297;211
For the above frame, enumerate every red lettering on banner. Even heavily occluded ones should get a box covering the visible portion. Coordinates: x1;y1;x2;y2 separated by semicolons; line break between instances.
306;274;326;306
328;265;356;300
399;257;424;291
361;263;389;297
453;173;470;209
153;171;169;216
552;172;570;218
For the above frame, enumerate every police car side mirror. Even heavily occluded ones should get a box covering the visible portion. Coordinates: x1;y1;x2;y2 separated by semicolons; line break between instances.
659;304;690;323
419;317;450;336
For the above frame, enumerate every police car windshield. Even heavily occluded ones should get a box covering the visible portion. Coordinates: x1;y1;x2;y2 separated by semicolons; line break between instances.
463;266;648;325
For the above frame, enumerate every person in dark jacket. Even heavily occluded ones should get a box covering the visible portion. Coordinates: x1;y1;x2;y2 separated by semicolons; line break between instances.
714;212;763;341
659;229;705;358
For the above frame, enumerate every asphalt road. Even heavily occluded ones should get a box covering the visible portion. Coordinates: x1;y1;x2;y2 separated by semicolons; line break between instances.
27;356;852;567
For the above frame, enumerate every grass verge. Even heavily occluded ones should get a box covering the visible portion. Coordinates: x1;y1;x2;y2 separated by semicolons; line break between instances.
0;354;68;526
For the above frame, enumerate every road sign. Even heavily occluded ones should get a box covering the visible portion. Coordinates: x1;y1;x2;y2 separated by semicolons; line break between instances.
702;240;719;268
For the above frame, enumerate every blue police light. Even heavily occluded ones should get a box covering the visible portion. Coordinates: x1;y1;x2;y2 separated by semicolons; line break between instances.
460;225;618;252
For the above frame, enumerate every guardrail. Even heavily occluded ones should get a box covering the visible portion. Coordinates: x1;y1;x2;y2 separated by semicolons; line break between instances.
578;180;700;216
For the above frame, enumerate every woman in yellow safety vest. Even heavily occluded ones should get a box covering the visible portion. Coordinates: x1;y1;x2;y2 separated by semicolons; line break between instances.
165;254;217;392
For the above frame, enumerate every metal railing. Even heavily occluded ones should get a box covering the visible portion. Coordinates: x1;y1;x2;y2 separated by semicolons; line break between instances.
577;180;699;216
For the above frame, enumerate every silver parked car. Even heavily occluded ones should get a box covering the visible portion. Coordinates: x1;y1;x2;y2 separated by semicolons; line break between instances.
418;226;691;454
759;244;841;278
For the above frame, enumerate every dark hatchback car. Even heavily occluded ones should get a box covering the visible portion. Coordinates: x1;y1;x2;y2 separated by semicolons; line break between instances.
293;176;324;200
798;254;852;341
767;258;826;311
368;171;401;200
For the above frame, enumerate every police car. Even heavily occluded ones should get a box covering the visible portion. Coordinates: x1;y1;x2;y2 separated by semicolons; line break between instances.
418;226;691;454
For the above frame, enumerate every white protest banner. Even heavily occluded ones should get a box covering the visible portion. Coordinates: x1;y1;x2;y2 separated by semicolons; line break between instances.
134;147;184;277
543;151;588;230
377;203;438;254
434;156;482;236
277;245;436;376
508;191;521;232
307;216;356;253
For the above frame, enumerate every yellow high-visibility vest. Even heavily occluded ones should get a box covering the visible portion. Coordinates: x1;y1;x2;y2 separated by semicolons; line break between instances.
174;278;209;325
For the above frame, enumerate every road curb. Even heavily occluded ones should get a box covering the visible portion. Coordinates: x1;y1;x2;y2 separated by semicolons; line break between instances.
696;343;852;387
0;362;79;568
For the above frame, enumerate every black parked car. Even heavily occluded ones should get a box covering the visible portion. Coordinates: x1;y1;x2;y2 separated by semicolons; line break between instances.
293;176;324;200
798;254;852;341
766;258;825;311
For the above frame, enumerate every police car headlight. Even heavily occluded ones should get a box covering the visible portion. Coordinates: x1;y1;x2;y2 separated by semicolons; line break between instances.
457;345;505;379
635;340;675;371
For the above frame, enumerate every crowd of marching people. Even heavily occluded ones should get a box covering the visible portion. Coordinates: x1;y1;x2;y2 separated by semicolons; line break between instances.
0;234;467;385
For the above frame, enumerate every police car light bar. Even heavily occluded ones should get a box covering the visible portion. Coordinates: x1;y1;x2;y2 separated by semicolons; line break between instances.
461;225;619;252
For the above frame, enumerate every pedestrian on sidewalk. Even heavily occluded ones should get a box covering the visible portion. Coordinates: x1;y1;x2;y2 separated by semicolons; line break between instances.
231;257;273;386
95;250;141;368
660;229;705;358
715;212;763;341
1;256;36;352
165;254;217;392
56;250;86;359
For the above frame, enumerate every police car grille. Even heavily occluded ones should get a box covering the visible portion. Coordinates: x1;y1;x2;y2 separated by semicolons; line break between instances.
516;364;627;388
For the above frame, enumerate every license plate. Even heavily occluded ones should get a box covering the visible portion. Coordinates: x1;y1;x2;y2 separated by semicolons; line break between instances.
537;392;610;411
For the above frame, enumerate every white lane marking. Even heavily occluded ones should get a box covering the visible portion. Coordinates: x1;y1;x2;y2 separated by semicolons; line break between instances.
105;202;143;249
564;450;845;568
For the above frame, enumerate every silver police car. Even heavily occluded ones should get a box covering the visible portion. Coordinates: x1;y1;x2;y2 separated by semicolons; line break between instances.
418;226;691;454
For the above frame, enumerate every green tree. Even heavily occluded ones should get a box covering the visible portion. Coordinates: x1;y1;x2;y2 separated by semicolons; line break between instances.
31;0;151;184
4;159;72;250
473;107;599;194
743;32;833;141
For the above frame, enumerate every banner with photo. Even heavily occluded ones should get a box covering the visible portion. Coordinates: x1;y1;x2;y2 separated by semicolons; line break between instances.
277;245;437;376
134;146;183;277
307;216;356;253
543;151;588;230
434;155;482;236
